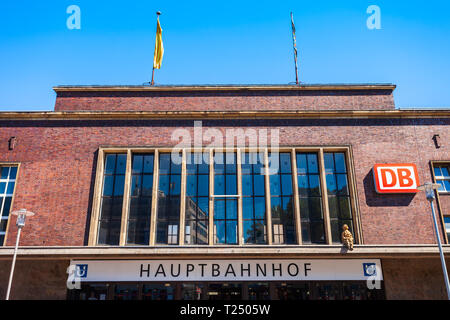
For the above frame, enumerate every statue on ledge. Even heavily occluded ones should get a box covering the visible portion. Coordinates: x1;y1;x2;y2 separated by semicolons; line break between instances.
341;224;354;250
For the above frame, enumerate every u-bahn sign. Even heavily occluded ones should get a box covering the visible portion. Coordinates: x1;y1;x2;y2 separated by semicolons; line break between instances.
373;163;419;193
68;259;383;282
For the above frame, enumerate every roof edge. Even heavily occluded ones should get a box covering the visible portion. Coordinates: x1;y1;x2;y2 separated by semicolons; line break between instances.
53;84;396;93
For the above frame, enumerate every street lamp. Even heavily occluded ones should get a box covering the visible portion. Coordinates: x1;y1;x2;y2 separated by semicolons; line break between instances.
5;208;35;300
417;182;450;300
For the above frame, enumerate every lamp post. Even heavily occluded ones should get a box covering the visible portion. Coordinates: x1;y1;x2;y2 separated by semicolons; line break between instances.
5;208;35;300
418;182;450;300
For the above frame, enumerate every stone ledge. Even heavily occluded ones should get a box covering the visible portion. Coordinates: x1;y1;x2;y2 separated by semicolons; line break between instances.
0;245;448;260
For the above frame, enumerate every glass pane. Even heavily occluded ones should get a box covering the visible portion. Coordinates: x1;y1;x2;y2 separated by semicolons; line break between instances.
243;198;253;220
253;174;265;196
225;153;236;174
254;197;266;219
214;175;225;195
143;155;154;173
226;199;237;219
0;219;8;232
142;175;153;196
270;174;281;196
2;197;12;218
328;196;338;219
111;197;124;220
281;174;292;196
104;155;116;174
226;221;237;244
243;220;254;243
241;153;252;175
197;175;209;196
171;154;182;174
113;175;125;196
310;221;325;243
159;154;171;174
198;154;209;174
434;167;442;177
9;167;17;180
197;197;209;217
301;221;311;243
307;154;319;174
296;154;307;174
102;175;114;196
132;155;143;174
444;180;450;192
336;174;349;195
339;197;352;219
282;196;294;218
334;153;347;173
116;154;127;174
280;153;292;173
170;175;181;196
271;197;282;219
214;153;225;174
214;220;225;244
299;198;309;220
127;219;150;245
309;175;321;196
242;175;253;196
129;197;151;219
159;175;170;195
330;219;339;243
156;221;168;244
226;175;237;195
441;167;449;177
324;153;334;174
309;198;323;221
325;174;337;195
186;175;197;196
131;175;141;196
214;200;225;219
114;174;125;196
100;198;112;220
0;182;5;194
297;175;308;196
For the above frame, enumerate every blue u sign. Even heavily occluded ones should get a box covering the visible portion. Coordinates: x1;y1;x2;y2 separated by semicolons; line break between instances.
363;263;377;277
76;264;88;278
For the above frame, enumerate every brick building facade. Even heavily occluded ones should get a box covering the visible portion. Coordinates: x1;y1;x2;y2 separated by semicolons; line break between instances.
0;84;449;300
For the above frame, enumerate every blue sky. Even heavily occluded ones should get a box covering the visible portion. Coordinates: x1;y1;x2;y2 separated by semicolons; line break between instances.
1;0;450;111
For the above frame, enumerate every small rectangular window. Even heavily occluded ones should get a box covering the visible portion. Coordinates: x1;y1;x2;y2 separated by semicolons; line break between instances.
242;152;267;244
156;153;182;245
127;154;154;245
445;217;450;241
185;152;209;245
297;153;325;244
213;152;238;244
434;165;450;193
324;152;354;244
0;166;18;246
269;152;296;244
98;154;126;245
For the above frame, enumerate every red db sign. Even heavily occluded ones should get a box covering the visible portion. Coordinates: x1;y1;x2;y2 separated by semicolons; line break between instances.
373;164;419;193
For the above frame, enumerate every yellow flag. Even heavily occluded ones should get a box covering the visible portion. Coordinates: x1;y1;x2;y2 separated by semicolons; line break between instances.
153;17;164;69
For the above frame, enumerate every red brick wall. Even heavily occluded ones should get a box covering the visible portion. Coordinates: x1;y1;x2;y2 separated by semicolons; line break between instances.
0;117;448;246
54;89;395;112
382;258;450;300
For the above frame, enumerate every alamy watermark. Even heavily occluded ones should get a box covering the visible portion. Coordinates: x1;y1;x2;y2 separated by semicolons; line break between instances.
367;5;381;30
67;5;81;30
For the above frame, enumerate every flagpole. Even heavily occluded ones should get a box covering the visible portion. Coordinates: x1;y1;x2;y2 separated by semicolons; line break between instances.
151;11;161;86
290;12;299;85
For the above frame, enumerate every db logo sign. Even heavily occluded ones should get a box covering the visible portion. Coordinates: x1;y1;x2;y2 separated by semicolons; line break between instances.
373;164;419;193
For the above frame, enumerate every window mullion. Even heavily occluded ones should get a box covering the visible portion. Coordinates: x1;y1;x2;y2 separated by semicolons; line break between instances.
319;148;332;245
119;149;132;246
237;148;243;245
291;148;302;245
149;149;159;246
264;149;273;245
208;149;214;245
90;149;105;246
179;149;187;246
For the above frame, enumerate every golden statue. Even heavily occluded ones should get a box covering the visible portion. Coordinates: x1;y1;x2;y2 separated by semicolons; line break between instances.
341;224;354;250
